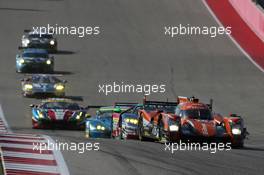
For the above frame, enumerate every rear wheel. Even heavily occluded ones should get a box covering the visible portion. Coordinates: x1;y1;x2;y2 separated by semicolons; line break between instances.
138;116;145;141
232;140;244;148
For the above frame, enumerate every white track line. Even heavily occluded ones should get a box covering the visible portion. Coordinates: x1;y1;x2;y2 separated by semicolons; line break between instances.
3;151;54;160
0;104;70;175
4;163;60;174
0;105;11;133
202;0;264;73
44;135;70;175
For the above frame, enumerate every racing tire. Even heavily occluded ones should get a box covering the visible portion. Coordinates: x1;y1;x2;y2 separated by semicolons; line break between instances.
232;140;244;148
157;120;165;142
138;116;146;141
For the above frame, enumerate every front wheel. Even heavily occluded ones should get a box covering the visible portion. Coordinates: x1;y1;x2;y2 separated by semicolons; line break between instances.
157;121;166;142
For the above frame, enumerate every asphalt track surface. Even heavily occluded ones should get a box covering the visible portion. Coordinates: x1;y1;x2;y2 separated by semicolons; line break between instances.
0;0;264;174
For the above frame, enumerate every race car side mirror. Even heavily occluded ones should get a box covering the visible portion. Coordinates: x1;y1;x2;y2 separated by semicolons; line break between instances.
29;104;35;108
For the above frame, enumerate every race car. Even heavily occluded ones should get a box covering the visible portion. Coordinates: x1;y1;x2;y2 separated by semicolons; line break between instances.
114;103;143;139
85;103;137;138
136;99;180;142
30;98;88;129
175;96;248;147
20;30;57;52
21;74;66;97
16;49;54;73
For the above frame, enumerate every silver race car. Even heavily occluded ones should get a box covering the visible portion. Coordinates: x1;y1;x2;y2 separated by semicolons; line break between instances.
21;74;66;97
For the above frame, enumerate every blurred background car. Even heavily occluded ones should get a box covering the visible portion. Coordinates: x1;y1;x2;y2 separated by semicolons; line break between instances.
20;29;57;52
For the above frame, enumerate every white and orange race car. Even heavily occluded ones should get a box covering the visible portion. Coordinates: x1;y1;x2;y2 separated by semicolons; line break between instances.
136;96;248;147
174;96;248;147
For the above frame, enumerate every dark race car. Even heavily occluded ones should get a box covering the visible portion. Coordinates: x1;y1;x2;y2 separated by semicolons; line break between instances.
136;99;180;142
114;103;143;139
20;30;57;52
30;98;88;129
175;96;248;147
21;74;67;97
85;103;137;138
16;49;54;73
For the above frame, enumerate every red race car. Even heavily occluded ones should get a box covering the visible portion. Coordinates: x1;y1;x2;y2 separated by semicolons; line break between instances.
175;96;248;147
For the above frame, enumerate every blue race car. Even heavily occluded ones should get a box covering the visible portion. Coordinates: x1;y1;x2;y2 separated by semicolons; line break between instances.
30;98;88;129
16;49;54;73
21;74;67;97
85;104;134;138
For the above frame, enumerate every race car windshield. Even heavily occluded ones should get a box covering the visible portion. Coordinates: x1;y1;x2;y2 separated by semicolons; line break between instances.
43;102;80;110
22;53;48;58
33;76;61;84
29;34;53;39
182;109;212;120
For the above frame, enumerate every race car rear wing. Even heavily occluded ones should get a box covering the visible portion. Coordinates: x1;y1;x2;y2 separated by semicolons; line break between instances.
85;105;105;110
114;102;138;108
143;100;178;106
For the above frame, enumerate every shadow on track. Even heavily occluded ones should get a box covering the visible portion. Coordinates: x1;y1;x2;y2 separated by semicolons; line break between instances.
64;96;83;101
52;71;73;75
31;95;83;101
0;7;46;12
240;146;264;152
54;50;76;55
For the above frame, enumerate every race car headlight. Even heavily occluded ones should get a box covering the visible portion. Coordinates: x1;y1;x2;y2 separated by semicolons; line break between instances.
22;39;30;46
54;84;64;91
46;60;52;65
50;40;55;45
96;125;105;131
232;128;241;135
124;118;138;125
19;59;25;64
38;112;44;119
24;84;33;90
76;112;83;120
169;125;179;132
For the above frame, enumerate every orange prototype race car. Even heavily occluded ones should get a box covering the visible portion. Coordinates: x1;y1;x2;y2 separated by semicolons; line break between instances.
137;99;180;142
175;96;248;147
